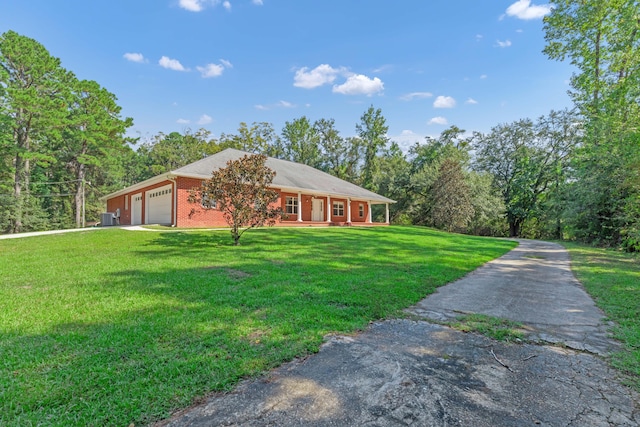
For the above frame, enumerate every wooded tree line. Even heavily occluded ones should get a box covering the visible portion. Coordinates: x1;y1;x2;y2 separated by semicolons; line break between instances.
2;1;639;250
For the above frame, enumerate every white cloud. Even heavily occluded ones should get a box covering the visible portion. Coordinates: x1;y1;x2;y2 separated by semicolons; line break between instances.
178;0;236;12
372;64;393;73
220;59;233;68
496;39;512;48
475;34;483;41
254;100;296;110
159;56;188;71
252;0;263;4
400;92;433;101
277;100;295;108
332;74;384;96
505;0;551;20
179;0;204;12
480;74;488;79
389;130;425;152
293;64;343;89
198;114;213;125
428;116;448;125
433;96;456;108
197;63;224;78
123;52;146;63
465;98;478;105
177;118;190;124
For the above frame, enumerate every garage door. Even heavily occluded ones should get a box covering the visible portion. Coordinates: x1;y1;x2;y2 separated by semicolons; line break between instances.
146;184;172;224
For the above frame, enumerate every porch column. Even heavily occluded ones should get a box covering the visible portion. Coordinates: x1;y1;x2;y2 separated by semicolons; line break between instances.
326;195;331;222
367;201;372;223
347;198;352;223
385;203;390;223
297;192;302;222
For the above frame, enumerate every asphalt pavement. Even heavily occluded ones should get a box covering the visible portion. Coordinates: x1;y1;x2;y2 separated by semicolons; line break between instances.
157;239;638;426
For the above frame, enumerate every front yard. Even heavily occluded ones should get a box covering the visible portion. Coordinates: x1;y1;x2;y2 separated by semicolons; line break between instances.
0;226;515;426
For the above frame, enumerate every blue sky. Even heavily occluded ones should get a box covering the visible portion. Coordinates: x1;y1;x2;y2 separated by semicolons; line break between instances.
1;1;573;150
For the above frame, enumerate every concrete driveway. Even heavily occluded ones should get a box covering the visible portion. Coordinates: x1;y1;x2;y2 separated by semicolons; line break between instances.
159;240;638;426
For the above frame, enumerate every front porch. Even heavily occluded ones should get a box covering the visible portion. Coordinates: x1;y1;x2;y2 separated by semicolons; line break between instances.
278;191;391;226
275;220;390;227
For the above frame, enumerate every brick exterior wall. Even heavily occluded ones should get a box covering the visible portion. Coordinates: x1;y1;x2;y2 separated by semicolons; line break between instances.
104;176;380;227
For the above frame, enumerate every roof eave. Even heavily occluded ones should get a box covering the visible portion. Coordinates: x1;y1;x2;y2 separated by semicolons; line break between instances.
101;169;396;204
99;173;173;201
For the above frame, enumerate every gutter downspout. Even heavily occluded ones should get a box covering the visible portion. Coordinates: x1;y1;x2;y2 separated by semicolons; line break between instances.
168;175;178;227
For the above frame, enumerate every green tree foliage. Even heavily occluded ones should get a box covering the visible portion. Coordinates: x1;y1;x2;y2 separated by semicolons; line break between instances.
218;122;278;155
467;172;507;236
0;31;133;232
373;142;411;222
280;116;322;168
544;1;640;249
429;158;473;233
407;127;471;225
473;112;578;238
189;154;284;245
136;129;218;180
0;30;71;232
60;79;133;227
356;105;389;191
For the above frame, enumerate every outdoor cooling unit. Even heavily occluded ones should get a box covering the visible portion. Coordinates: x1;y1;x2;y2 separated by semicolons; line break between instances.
100;212;116;226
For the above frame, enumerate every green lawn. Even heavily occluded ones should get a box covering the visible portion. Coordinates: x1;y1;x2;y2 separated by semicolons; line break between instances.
562;242;640;388
0;226;515;427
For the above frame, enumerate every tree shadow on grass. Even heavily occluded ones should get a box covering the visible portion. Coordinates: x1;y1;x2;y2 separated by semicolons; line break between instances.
136;226;516;271
1;226;517;427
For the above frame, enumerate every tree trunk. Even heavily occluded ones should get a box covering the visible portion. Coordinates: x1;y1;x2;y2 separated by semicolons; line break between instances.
74;169;85;228
12;123;30;234
12;153;23;234
74;141;88;228
509;220;521;238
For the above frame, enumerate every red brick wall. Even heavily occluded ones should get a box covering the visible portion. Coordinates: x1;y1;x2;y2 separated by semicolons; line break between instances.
105;177;378;227
105;180;175;225
106;195;130;225
175;177;227;227
351;200;369;223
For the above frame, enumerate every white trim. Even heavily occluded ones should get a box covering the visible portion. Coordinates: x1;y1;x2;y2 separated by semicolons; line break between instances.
168;177;177;227
285;195;298;216
326;195;331;222
297;192;302;222
367;201;372;223
385;203;390;223
99;173;172;201
347;198;352;223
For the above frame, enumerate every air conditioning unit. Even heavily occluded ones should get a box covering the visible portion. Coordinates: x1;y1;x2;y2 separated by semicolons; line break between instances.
101;212;115;226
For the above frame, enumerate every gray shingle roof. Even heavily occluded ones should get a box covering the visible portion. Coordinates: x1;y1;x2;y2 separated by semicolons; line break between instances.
172;148;395;203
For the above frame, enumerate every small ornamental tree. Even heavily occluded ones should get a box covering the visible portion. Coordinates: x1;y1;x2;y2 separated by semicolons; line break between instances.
189;154;284;245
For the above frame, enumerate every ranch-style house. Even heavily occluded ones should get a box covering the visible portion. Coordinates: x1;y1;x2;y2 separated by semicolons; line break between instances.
101;148;395;228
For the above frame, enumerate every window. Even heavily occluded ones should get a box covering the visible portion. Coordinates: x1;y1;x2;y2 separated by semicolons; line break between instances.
333;201;344;216
285;196;298;214
201;194;217;209
200;181;216;209
359;203;364;217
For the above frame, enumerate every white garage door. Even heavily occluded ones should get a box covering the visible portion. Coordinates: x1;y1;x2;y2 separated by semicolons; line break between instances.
146;184;172;225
